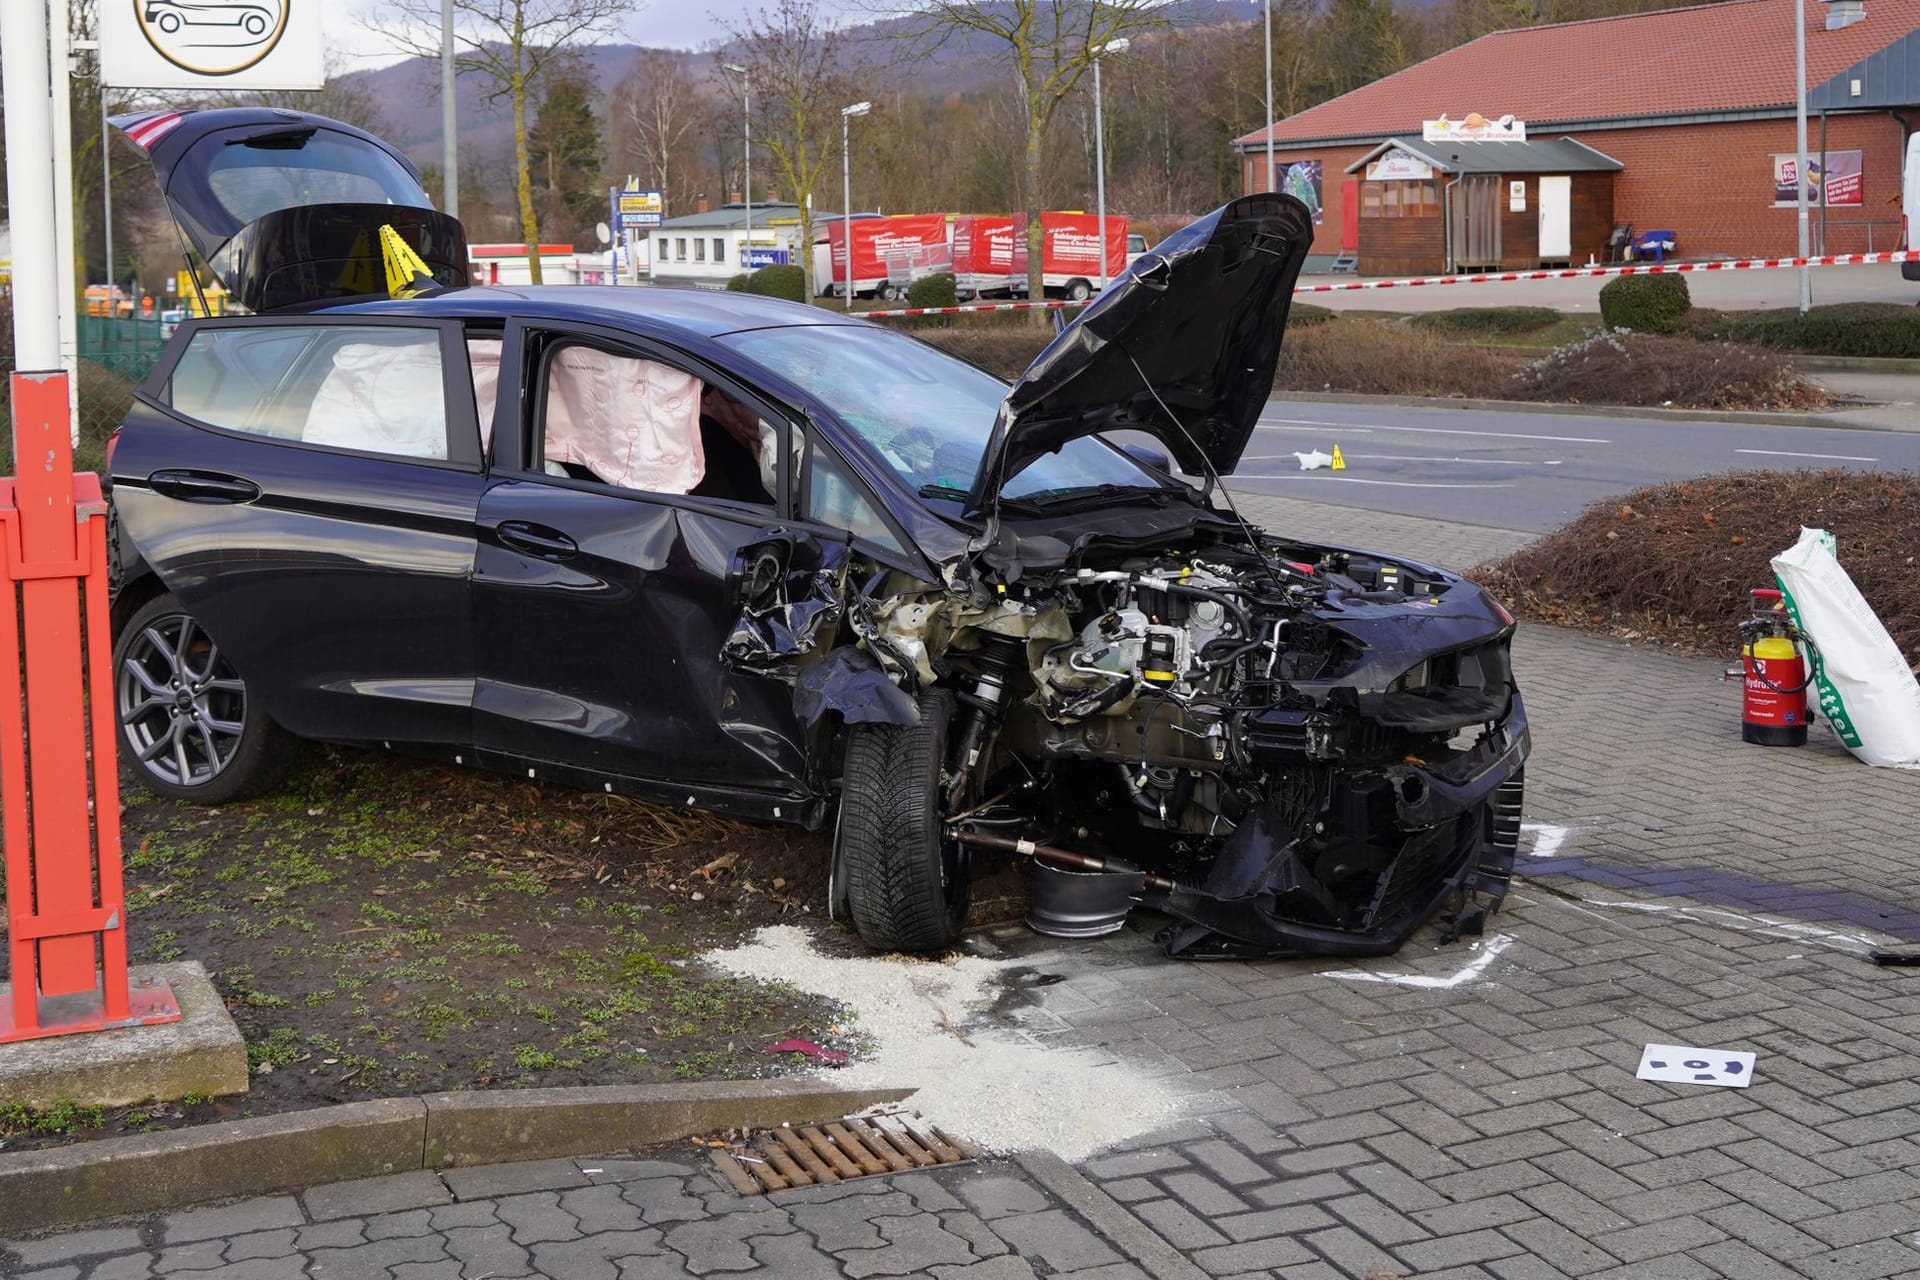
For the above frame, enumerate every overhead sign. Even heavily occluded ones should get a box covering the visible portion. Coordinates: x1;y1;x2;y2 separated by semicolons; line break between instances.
1423;114;1526;143
617;180;665;229
1366;150;1434;181
102;1;324;90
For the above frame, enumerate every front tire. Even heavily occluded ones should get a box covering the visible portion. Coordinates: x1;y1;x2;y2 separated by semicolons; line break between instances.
113;593;294;804
1066;278;1093;302
836;690;969;952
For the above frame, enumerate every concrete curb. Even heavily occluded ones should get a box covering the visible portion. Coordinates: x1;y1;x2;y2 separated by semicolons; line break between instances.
0;1079;910;1236
1272;388;1903;431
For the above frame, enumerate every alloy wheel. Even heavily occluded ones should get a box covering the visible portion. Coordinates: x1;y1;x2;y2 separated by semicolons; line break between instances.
117;613;248;789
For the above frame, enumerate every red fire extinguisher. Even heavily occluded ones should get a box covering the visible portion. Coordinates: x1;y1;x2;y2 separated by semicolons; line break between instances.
1739;588;1816;747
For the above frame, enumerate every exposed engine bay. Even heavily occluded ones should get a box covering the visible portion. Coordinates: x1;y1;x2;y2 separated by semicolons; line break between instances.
849;524;1531;960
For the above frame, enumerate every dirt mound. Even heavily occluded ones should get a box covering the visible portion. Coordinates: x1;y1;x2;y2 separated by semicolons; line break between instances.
1477;470;1920;662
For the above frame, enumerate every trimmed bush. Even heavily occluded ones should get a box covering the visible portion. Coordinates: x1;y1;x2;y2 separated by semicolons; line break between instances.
1705;303;1920;359
906;272;957;310
1410;306;1561;336
742;264;806;303
1598;273;1692;333
725;273;752;292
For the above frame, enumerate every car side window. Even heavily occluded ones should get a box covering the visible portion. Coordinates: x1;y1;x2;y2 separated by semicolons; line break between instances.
806;441;906;554
168;324;454;461
534;340;778;508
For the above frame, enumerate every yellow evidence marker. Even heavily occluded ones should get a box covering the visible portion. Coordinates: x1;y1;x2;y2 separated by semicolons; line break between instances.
1330;444;1347;471
380;225;440;299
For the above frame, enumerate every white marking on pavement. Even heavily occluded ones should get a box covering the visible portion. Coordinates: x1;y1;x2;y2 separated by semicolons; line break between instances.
1522;823;1569;858
1322;933;1515;989
1258;416;1611;444
1574;898;1885;954
1735;448;1878;462
1359;454;1560;466
1229;475;1516;490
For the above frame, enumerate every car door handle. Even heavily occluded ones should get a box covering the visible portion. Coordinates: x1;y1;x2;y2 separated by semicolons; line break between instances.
494;521;578;560
147;469;262;504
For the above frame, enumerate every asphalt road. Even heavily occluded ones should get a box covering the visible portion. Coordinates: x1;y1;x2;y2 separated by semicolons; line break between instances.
1207;398;1920;532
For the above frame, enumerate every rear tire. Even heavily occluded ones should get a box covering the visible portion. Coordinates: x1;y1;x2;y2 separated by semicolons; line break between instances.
836;690;969;952
1066;278;1093;301
113;593;295;804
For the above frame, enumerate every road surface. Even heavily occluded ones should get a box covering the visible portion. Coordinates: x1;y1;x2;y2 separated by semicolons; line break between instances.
1208;398;1920;533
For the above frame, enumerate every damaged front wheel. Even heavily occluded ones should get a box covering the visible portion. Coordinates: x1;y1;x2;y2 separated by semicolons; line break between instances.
836;689;971;952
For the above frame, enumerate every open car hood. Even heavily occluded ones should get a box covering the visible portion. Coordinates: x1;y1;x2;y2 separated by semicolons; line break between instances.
111;108;467;314
965;194;1313;517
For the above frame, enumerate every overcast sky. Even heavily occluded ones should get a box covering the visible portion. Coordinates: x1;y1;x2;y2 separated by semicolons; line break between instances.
319;2;857;71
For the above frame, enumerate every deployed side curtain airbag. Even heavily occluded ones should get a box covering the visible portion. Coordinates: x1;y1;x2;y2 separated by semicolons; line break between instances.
544;346;705;492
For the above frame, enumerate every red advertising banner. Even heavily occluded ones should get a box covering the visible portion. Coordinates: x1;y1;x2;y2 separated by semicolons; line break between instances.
824;214;950;280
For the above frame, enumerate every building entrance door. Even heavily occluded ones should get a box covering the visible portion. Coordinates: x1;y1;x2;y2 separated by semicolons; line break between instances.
1539;175;1572;262
1450;175;1502;269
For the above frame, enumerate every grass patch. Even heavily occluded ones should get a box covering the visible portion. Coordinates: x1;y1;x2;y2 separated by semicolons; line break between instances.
1409;306;1562;337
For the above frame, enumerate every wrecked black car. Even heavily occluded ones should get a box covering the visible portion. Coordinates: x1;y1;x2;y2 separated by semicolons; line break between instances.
107;108;1528;961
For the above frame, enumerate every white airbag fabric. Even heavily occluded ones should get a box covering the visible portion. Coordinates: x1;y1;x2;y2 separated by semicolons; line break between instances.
544;347;704;492
303;340;449;458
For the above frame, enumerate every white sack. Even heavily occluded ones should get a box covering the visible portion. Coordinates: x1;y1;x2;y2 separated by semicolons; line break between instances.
1293;450;1332;471
1771;526;1920;768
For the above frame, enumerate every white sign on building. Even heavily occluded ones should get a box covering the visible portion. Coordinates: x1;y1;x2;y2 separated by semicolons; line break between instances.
1366;150;1435;181
1422;114;1526;143
102;1;324;91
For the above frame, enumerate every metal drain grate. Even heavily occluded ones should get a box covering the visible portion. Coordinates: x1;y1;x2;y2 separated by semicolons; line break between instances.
708;1112;973;1195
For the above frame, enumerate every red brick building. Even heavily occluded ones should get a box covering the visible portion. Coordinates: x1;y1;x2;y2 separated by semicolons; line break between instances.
1235;0;1920;273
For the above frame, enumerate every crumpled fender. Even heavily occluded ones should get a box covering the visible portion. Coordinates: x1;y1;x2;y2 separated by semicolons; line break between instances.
793;646;920;728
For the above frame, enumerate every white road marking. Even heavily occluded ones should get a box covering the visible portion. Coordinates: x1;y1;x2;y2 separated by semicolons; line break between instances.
1571;897;1885;954
1258;416;1611;444
1522;823;1569;858
1357;454;1560;467
1735;448;1878;462
1322;933;1515;989
1229;475;1516;490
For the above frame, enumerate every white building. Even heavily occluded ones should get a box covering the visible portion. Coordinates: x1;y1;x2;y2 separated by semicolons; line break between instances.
467;242;582;287
647;202;838;289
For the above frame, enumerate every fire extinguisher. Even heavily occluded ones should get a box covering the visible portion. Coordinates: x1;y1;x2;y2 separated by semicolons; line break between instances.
1739;587;1817;747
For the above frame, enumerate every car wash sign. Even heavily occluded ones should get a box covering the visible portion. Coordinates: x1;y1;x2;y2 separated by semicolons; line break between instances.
102;2;324;91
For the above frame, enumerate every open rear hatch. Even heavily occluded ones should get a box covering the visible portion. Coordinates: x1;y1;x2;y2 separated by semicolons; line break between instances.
111;107;468;313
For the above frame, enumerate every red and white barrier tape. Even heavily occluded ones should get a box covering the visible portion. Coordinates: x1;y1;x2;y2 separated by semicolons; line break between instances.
855;249;1920;319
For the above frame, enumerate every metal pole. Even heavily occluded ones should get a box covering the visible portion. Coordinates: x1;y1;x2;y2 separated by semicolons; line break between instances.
442;0;458;218
843;113;853;311
101;83;114;303
51;0;80;441
1795;0;1811;312
1263;0;1274;194
2;0;61;372
1095;55;1108;292
743;84;753;264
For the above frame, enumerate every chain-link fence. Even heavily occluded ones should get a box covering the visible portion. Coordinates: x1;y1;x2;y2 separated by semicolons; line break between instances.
1;305;157;475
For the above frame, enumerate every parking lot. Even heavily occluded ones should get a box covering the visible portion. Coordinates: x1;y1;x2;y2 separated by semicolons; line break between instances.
11;492;1919;1280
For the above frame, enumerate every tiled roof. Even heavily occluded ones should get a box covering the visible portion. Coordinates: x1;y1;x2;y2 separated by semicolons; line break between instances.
1237;0;1920;148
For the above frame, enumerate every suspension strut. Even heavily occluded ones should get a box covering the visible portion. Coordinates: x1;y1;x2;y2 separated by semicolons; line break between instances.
945;634;1023;811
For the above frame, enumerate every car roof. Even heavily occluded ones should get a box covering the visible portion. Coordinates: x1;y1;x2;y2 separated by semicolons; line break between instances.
317;284;862;340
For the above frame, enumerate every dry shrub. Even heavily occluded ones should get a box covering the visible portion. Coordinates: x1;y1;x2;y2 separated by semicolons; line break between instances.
1511;330;1826;411
919;327;1051;378
1275;318;1522;398
1478;470;1920;661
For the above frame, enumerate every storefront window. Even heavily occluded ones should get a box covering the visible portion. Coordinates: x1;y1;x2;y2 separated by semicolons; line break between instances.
1361;179;1441;218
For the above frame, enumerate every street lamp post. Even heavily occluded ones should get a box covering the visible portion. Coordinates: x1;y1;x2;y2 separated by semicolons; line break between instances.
1093;38;1129;293
442;0;458;218
1263;0;1274;194
1794;0;1811;313
725;64;752;271
841;101;871;312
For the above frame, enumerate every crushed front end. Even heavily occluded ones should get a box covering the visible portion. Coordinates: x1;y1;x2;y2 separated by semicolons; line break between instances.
880;527;1529;960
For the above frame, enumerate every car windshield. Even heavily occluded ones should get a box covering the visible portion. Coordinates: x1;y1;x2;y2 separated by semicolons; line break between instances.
716;325;1176;505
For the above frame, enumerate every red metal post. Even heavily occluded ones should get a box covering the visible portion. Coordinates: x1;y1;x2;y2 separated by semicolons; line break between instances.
0;370;180;1042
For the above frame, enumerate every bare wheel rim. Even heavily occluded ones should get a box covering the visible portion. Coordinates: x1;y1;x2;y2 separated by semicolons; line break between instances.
118;614;248;788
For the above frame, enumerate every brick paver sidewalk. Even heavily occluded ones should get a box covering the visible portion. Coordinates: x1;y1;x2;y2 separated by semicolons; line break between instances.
8;496;1920;1280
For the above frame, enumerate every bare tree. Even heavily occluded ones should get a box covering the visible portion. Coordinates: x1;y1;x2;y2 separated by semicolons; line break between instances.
611;49;701;204
725;0;858;296
376;0;636;283
891;0;1169;300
